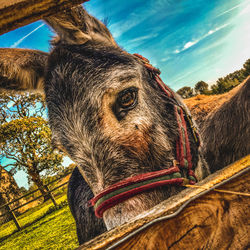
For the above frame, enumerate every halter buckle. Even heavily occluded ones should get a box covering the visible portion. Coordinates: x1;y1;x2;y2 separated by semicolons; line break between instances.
173;160;179;167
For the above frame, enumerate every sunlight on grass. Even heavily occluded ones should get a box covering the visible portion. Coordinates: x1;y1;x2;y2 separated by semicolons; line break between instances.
0;193;78;249
0;193;67;239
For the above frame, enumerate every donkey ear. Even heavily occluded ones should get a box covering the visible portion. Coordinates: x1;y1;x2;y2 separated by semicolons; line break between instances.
0;48;48;93
44;5;117;47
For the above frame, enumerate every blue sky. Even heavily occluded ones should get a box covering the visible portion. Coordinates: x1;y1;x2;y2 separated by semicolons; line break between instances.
1;0;250;188
0;0;249;90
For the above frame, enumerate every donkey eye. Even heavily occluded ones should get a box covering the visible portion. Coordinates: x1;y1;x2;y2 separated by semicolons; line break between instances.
112;87;138;121
118;87;138;109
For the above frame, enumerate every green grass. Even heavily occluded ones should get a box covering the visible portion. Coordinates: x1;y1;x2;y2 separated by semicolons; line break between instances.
0;194;78;249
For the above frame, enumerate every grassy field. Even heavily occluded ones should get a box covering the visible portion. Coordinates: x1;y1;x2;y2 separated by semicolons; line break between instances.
0;194;78;249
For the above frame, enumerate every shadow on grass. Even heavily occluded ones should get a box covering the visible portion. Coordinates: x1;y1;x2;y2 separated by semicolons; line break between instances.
0;200;68;243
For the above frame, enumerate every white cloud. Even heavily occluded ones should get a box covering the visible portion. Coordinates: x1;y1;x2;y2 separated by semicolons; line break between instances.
174;41;197;53
211;23;230;33
129;34;158;43
208;30;214;35
122;33;159;51
183;41;198;49
109;9;157;39
161;56;171;62
217;1;249;17
109;1;165;40
10;23;44;48
110;19;140;39
174;23;230;54
174;40;199;54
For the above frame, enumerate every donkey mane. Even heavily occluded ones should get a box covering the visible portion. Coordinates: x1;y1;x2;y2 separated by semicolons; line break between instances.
0;5;249;245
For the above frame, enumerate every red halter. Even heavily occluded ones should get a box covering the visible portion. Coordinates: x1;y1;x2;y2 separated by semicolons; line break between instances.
89;54;200;218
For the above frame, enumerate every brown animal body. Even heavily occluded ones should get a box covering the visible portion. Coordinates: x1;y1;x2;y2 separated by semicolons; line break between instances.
184;82;245;127
185;80;250;173
0;5;249;244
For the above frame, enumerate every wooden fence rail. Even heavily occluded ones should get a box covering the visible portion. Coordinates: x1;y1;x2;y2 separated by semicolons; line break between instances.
0;173;71;231
0;0;88;35
0;171;70;210
80;155;250;250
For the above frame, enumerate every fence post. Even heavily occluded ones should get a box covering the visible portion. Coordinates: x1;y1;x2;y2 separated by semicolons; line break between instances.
44;185;57;208
6;204;21;231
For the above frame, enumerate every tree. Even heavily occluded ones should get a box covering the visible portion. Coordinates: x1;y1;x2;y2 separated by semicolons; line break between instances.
0;165;23;223
0;93;46;124
194;81;209;95
177;86;194;99
176;58;250;97
0;93;63;202
211;77;240;94
209;59;250;95
243;58;250;77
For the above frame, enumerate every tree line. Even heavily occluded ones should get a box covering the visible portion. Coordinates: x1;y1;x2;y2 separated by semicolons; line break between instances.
177;58;250;99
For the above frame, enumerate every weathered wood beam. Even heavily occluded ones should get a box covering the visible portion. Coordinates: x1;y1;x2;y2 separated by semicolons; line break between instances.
79;155;250;249
0;0;88;35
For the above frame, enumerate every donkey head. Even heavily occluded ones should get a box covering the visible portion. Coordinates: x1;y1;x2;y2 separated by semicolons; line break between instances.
0;6;209;229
